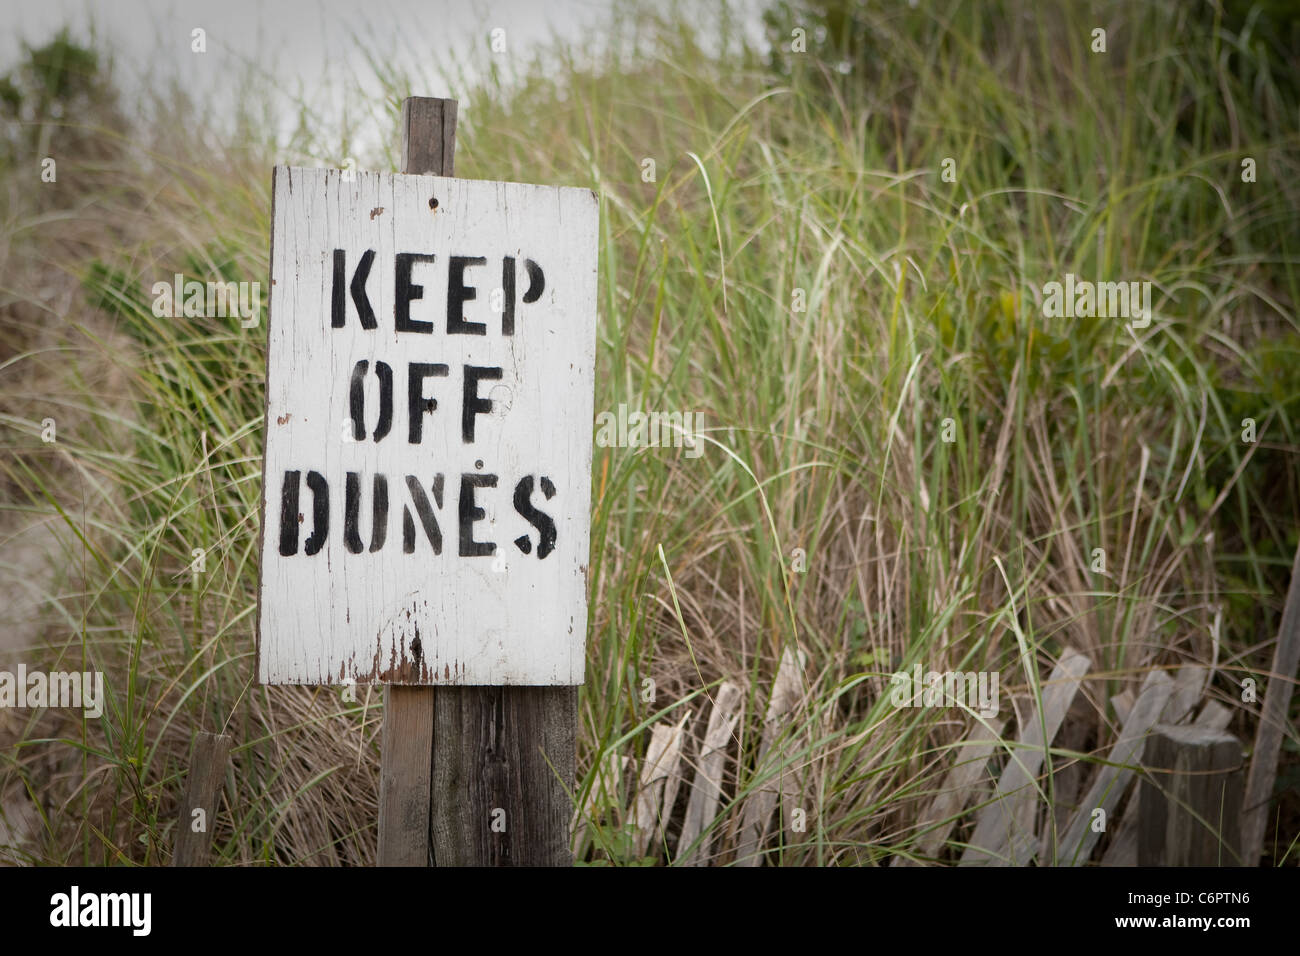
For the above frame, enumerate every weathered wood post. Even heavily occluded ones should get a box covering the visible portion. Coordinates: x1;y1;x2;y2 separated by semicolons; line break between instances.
171;731;231;866
396;98;577;867
431;682;578;865
1242;539;1300;864
1138;724;1245;866
375;97;456;867
258;95;594;868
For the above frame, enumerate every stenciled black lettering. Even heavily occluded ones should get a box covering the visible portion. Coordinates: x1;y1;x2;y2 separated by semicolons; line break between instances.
403;474;445;554
347;249;378;329
278;470;301;556
462;365;502;443
395;252;436;333
512;474;557;559
447;255;487;335
523;258;544;303
349;360;368;441
345;472;389;553
458;472;497;556
501;256;516;335
331;250;347;328
373;361;393;441
304;471;329;555
408;362;449;444
350;360;393;442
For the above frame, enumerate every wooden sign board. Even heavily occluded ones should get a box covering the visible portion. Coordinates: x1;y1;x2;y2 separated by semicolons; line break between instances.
257;166;598;686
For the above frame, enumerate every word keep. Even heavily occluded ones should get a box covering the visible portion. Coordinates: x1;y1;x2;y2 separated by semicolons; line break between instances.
331;247;544;336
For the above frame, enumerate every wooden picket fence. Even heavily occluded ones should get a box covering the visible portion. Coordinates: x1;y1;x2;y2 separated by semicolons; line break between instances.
159;548;1288;867
574;646;807;866
888;652;1244;867
588;646;1251;866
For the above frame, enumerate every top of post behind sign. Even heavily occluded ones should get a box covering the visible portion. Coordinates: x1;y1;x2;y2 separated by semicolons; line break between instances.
256;99;598;688
401;98;458;176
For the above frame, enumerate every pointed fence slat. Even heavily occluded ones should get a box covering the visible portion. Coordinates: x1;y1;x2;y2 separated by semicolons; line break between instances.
959;648;1090;866
677;682;743;866
1097;666;1213;867
734;647;806;866
172;732;232;867
632;716;689;858
892;717;1005;866
1194;700;1233;731
1056;670;1173;865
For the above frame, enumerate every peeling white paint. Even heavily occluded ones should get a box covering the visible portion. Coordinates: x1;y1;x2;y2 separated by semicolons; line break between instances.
258;166;597;686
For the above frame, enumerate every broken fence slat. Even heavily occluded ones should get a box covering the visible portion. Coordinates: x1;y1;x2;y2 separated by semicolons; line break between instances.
171;732;232;867
1111;689;1135;726
892;717;1006;866
1194;700;1233;731
1056;670;1174;865
733;647;806;866
677;682;743;866
632;715;689;858
1095;666;1212;867
1166;665;1209;722
959;648;1090;866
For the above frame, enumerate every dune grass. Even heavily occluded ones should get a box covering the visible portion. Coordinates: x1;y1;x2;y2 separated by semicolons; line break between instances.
1;0;1297;865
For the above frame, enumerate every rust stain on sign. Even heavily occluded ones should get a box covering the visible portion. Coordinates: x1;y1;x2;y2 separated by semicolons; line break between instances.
332;600;449;683
369;206;384;219
333;631;471;685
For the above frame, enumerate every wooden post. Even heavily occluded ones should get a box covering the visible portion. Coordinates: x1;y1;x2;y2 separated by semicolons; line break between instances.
376;97;456;867
1138;724;1244;866
377;96;578;867
171;731;231;866
379;683;435;865
431;685;577;865
1241;539;1300;864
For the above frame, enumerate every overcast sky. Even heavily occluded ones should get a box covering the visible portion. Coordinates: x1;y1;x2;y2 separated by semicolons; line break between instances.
1;0;768;158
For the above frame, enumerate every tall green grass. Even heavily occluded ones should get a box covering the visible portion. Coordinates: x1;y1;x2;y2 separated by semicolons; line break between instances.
1;0;1297;865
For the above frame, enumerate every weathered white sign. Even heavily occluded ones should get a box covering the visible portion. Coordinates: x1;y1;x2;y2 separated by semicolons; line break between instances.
257;166;598;685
